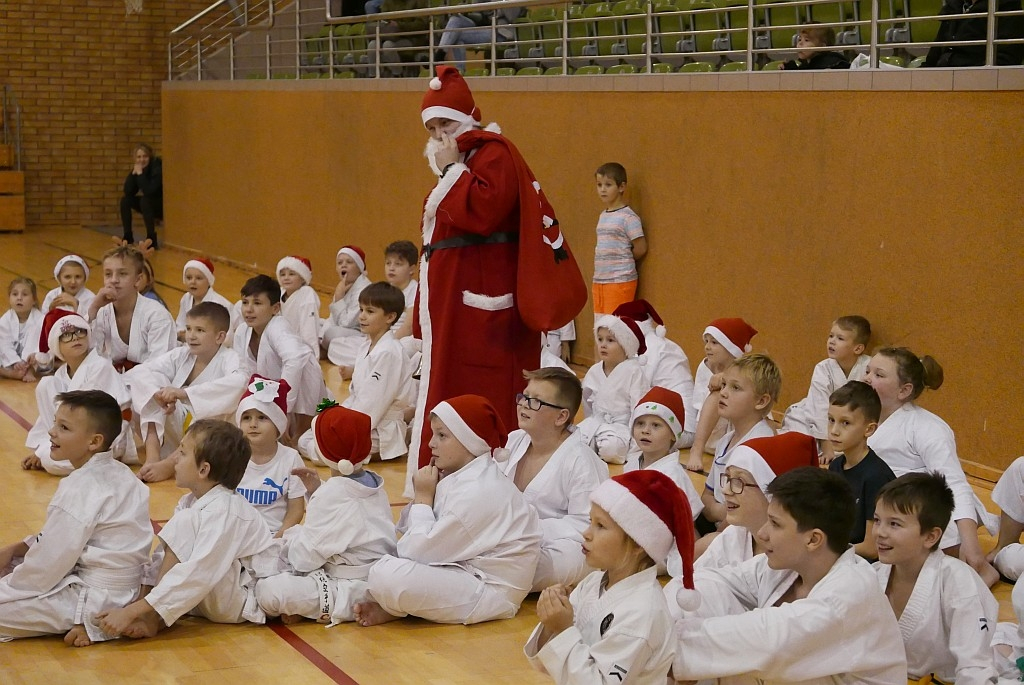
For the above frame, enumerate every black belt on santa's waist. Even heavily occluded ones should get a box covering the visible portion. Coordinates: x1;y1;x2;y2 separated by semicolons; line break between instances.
422;231;519;261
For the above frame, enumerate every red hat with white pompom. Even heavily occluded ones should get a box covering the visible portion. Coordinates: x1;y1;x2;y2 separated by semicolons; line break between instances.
311;403;372;475
276;256;312;286
590;470;699;610
704;317;757;358
183;257;216;286
631;386;688;447
53;254;90;280
37;308;90;364
336;245;366;273
430;394;510;462
613;299;666;339
235;375;290;438
595;314;647;358
421;65;481;126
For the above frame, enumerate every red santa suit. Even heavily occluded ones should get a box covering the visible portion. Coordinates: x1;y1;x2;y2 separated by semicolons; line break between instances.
410;66;586;471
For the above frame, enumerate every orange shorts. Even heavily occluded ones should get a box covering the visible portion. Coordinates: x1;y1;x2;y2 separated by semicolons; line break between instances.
592;280;638;318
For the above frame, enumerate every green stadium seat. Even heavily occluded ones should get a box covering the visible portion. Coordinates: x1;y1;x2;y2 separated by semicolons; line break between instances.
717;0;749;53
679;60;716;70
879;54;906;66
567;4;593;59
494;67;517;76
642;61;677;72
612;0;649;56
606;63;638;72
574;64;606;73
761;59;785;69
516;66;544;75
907;55;926;67
682;0;720;55
464;67;490;76
545;65;574;74
654;0;687;61
719;60;748;70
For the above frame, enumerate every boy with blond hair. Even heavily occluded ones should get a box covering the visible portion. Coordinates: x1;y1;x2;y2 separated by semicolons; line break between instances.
782;315;872;463
88;245;176;372
502;367;608;592
592;163;647;318
701;353;779;525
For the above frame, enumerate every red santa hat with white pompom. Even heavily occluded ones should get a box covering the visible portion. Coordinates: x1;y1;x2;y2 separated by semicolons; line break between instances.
311;403;373;475
421;66;481;126
704;317;758;358
182;257;216;286
37;308;91;365
430;394;510;462
276;255;312;286
590;470;699;610
614;299;666;339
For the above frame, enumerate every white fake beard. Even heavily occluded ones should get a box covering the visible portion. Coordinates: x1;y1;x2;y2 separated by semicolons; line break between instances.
422;119;478;176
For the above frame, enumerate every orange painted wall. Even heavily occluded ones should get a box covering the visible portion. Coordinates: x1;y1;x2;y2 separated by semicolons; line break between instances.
162;84;1024;471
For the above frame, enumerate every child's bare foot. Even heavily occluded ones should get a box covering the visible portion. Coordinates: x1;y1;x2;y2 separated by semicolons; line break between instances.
138;459;176;483
63;624;92;647
280;613;303;625
685;454;704;473
122;613;161;639
353;601;400;627
21;455;42;471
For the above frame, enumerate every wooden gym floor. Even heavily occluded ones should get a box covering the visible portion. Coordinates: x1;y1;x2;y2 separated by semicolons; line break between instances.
0;227;1015;684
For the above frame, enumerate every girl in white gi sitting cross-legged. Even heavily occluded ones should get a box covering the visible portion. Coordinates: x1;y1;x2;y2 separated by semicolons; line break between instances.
524;469;697;685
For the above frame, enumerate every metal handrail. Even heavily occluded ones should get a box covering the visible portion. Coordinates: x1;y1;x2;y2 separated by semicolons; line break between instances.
169;0;1024;79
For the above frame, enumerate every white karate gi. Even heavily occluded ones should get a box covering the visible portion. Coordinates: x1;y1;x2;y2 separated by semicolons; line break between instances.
502;429;609;591
991;580;1024;680
624;450;703;579
544;320;576;357
868;402;995;548
673;548;907;685
174;288;237;340
343;331;414;461
875;550;998;685
637;321;696;444
41;287;95;317
781;355;870;439
125;345;246;454
692;359;728;453
145;486;279;627
367;456;542;625
255;471;397;625
91;296;176;370
665;525;757;618
233;315;330;416
706;420;775;504
391;279;418;333
0;451;151;643
992;457;1024;580
323;273;371;366
0;308;42;366
524;567;675;685
279;285;321;354
25;349;136;475
578;358;651;460
235;444;307;533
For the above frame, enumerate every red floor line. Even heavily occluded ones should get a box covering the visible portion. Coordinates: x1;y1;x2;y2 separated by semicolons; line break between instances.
268;622;360;685
0;397;33;432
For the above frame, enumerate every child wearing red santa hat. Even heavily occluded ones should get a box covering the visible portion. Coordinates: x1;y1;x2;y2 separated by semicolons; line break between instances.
355;394;541;627
276;255;320;355
255;403;397;626
23;309;134;475
525;469;696;684
175;257;235;343
578;314;652;465
687;316;758;472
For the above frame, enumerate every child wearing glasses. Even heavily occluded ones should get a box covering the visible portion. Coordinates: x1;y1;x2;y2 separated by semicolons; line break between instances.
23;310;134;475
502;368;609;591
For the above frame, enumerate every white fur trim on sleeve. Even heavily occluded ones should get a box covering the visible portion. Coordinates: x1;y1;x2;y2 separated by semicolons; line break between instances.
423;163;468;222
